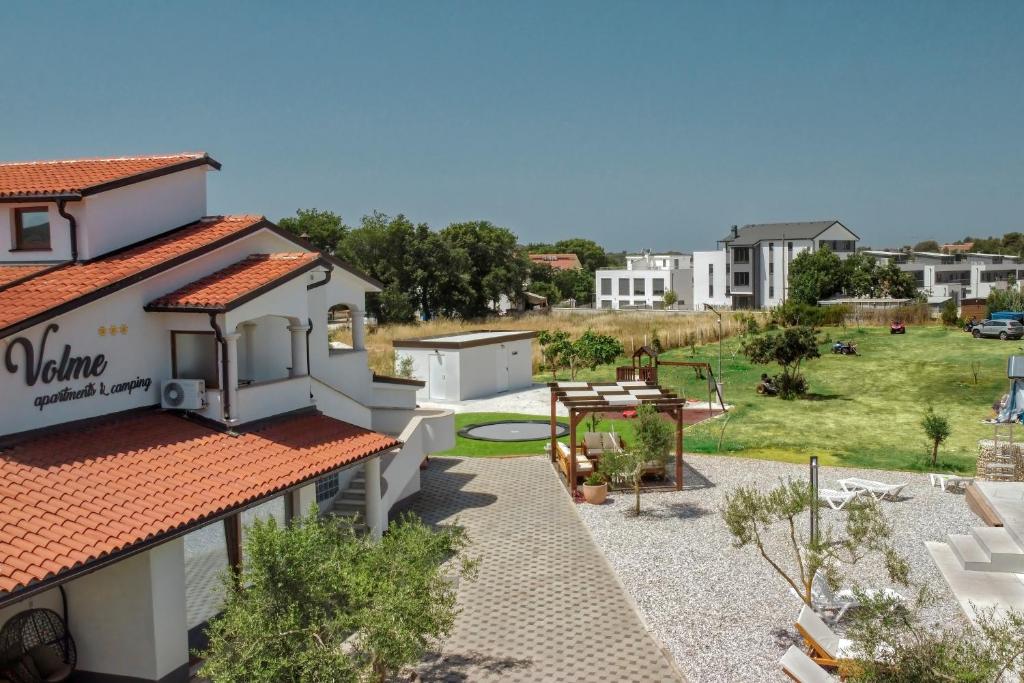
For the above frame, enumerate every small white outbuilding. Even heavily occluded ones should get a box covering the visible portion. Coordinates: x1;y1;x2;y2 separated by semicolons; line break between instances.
393;330;536;402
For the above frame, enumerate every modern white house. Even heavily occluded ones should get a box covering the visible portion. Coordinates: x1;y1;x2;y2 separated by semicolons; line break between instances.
719;220;860;309
595;251;693;310
692;250;732;310
865;250;1023;303
393;330;535;401
0;152;453;682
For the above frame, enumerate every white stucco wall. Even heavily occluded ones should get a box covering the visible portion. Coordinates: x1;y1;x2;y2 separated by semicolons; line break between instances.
76;166;209;260
692;250;731;309
594;268;686;309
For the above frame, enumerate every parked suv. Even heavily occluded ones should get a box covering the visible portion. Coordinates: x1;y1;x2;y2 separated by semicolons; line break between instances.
973;319;1024;340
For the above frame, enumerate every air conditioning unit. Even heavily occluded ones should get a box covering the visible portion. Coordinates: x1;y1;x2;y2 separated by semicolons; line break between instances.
161;379;207;410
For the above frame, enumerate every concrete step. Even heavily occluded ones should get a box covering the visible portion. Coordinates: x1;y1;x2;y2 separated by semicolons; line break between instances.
332;501;364;515
927;541;1024;621
970;526;1024;572
948;533;990;570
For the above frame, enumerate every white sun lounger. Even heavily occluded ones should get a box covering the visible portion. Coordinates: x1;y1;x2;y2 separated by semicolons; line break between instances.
780;645;837;682
928;473;974;492
837;477;907;501
810;572;904;624
818;487;861;510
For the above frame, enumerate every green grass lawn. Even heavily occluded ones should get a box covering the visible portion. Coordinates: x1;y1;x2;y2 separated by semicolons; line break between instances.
444;325;1015;474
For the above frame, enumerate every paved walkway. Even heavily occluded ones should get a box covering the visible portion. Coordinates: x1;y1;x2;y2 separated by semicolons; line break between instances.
396;456;684;682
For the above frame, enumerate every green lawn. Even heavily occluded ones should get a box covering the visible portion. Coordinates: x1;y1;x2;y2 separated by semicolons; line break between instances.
444;325;1014;474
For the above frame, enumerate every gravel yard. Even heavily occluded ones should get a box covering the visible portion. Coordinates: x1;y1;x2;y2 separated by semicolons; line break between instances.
576;454;977;682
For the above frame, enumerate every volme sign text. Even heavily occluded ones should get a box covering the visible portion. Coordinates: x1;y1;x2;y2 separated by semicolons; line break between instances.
4;323;153;411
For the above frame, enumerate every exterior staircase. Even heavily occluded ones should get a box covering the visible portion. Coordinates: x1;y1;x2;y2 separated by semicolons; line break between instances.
927;481;1024;621
330;466;369;534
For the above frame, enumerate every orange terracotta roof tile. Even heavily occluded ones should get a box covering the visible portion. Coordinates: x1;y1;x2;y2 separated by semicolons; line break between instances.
528;253;583;270
147;252;321;312
0;153;219;199
0;410;399;596
0;215;266;337
0;264;51;288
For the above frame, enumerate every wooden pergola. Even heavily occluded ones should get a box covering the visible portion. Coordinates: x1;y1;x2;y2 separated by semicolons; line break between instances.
549;380;686;495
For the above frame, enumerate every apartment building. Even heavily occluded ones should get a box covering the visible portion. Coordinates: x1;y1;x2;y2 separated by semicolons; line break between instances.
720;220;859;309
866;250;1022;302
595;251;692;309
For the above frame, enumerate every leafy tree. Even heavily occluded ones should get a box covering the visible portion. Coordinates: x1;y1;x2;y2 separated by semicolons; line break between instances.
921;407;952;467
199;510;476;683
601;404;674;515
740;326;821;399
525;238;611;273
787;246;845;305
441;221;529;317
537;330;571;379
537;329;623;380
553;266;594;304
278;208;348;254
913;240;941;252
662;290;678;308
842;252;879;298
570;330;624;379
873;261;918;299
528;281;561;307
723;480;908;607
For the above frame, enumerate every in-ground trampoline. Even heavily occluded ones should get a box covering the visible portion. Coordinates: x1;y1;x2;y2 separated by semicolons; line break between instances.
459;420;569;442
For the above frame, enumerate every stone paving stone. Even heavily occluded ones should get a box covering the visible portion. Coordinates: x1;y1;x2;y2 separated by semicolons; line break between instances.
396;456;684;682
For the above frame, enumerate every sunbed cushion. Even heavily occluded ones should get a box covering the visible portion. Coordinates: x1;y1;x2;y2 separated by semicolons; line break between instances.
780;645;835;682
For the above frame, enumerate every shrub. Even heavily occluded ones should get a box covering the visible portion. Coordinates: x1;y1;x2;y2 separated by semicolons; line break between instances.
820;304;851;326
771;301;823;328
741;326;821;399
940;299;959;326
922;407;952;467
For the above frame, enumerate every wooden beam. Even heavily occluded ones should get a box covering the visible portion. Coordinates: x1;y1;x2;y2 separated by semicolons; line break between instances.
224;513;243;583
569;409;578;496
676;407;684;491
550;389;557;463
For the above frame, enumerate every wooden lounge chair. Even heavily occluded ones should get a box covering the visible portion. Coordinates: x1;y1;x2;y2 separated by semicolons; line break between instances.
553;441;594;483
837;477;907;501
780;645;837;682
819;488;860;511
795;605;857;668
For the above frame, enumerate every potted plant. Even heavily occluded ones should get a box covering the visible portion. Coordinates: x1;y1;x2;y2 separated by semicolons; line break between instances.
582;471;608;505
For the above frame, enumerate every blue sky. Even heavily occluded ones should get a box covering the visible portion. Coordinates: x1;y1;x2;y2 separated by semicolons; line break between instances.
2;1;1021;250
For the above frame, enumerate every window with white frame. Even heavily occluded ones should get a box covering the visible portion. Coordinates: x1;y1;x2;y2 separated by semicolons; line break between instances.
652;278;665;295
600;278;612;295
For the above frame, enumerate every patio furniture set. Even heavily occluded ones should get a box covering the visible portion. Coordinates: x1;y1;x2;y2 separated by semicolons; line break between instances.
551;432;667;485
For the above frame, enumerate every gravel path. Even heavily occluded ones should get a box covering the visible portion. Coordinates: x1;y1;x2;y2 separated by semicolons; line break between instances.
576;454;976;682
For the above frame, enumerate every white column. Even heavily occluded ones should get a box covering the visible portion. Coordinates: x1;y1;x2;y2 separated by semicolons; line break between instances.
224;333;240;422
351;309;366;351
364;456;384;540
239;322;256;381
288;323;310;377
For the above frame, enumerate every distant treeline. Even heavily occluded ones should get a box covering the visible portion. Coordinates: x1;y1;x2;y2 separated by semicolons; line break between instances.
277;209;620;323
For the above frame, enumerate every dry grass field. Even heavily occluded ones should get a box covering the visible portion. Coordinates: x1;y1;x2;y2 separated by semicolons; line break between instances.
359;311;754;376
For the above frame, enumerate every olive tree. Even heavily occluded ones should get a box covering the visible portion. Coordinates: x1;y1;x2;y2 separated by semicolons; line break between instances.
921;407;952;467
199;510;477;683
722;480;908;607
601;404;674;515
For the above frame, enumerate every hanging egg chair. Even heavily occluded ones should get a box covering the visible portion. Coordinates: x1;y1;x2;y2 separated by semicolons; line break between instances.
0;608;75;683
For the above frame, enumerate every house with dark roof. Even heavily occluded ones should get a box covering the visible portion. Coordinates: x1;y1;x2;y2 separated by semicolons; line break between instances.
718;220;859;309
0;153;454;682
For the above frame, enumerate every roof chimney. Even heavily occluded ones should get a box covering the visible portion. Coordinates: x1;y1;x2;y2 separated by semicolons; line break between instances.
731;225;739;238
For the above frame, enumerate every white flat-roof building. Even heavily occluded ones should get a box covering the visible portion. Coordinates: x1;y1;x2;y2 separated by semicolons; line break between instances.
865;250;1023;303
394;330;536;401
692;250;732;310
